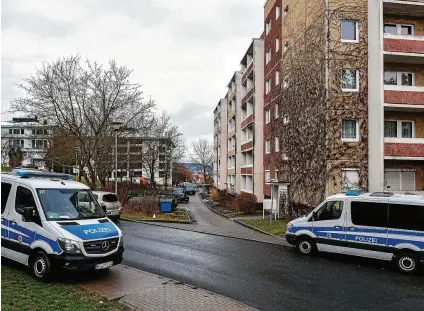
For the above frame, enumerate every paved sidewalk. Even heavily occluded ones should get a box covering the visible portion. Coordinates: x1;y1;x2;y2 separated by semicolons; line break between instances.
80;265;258;311
137;194;288;246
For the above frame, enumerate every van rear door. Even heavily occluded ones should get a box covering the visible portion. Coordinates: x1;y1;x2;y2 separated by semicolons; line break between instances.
342;199;390;260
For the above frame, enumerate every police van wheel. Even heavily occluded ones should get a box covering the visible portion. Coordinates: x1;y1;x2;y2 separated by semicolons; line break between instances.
296;237;316;256
31;251;52;281
395;252;418;274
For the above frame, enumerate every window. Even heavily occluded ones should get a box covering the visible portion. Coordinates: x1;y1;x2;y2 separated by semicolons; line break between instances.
266;80;271;94
265;140;271;154
275;137;280;152
265;170;271;182
283;153;289;161
341;69;358;91
276;5;280;19
341;20;358;42
384;23;414;35
276;38;280;52
385;170;416;191
284;41;289;52
342;119;359;141
351;201;388;228
266;49;271;64
341;169;359;191
15;186;36;215
275;71;280;85
384;71;415;86
13;129;20;134
266;19;271;35
8;129;12;134
274;170;279;180
265;110;271;124
283;114;290;124
275;103;279;118
283;77;289;89
284;5;289;16
314;201;344;221
20;129;24;134
1;182;12;214
384;120;414;138
388;203;424;232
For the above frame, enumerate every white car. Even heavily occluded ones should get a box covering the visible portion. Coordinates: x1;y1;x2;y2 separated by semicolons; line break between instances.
92;191;122;220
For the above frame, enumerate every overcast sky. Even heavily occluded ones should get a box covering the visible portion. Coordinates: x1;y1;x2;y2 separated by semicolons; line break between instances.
1;0;263;145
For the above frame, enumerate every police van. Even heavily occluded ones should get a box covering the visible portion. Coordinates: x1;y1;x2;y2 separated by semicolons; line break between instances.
285;190;424;274
1;170;124;280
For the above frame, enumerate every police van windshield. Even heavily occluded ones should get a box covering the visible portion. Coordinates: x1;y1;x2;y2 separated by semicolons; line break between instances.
36;189;106;221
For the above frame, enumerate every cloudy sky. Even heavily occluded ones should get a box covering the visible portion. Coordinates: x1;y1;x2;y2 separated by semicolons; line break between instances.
1;0;263;145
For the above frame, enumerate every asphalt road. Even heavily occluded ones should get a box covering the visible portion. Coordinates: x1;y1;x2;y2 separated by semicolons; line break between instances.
119;220;424;311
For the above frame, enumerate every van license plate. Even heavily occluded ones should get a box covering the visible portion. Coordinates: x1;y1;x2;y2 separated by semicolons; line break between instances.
95;261;113;270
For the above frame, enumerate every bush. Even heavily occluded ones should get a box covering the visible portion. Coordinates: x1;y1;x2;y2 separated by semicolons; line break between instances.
210;187;220;201
123;196;159;215
234;193;257;215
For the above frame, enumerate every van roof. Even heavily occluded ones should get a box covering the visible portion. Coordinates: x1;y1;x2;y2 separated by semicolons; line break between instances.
1;173;89;190
327;192;424;204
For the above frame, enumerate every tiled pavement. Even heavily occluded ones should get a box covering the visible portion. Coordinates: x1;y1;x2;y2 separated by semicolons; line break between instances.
80;265;258;311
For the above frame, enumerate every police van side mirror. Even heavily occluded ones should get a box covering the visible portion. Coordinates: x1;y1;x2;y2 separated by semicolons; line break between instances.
23;206;35;222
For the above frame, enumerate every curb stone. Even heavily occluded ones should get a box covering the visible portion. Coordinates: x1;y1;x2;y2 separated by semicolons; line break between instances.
233;219;288;242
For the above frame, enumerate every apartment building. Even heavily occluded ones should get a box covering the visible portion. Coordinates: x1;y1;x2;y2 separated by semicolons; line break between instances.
213;98;228;190
264;0;424;209
1;117;51;169
212;39;265;201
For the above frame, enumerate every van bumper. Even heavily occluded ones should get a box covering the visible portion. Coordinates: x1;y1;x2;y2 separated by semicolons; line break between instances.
51;247;124;271
285;233;297;246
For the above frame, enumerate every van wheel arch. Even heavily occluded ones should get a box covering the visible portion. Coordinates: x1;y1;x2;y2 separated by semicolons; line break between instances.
29;249;53;281
393;250;419;274
295;235;317;256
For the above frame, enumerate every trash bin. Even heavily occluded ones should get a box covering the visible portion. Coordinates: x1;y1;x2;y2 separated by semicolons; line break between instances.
159;196;173;213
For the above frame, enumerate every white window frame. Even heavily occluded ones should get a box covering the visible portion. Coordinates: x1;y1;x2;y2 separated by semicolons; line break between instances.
265;170;271;182
383;71;415;86
384;23;415;35
265;80;271;94
341;20;359;43
283;77;289;89
275;71;280;85
265;140;271;154
266;19;271;35
275;103;279;119
265;110;271;124
282;153;289;161
341;69;359;92
341;119;360;142
266;48;272;64
384;119;415;138
276;38;280;52
275;136;280;152
283;114;289;124
341;168;360;191
276;5;280;19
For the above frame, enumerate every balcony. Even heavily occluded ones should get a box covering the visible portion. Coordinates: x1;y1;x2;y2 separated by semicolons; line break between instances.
242;60;254;84
241;140;253;152
384;85;424;106
227;108;236;120
227;88;236;102
384;138;424;159
241;114;254;129
384;33;424;54
242;86;255;105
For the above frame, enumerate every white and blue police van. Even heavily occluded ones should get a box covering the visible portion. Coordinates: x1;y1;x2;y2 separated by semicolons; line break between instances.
1;169;124;280
285;190;424;274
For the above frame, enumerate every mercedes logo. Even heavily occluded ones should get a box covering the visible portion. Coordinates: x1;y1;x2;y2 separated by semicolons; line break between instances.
101;241;110;251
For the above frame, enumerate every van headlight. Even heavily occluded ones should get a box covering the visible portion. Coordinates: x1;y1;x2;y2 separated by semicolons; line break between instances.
286;223;293;232
58;238;82;254
119;236;124;247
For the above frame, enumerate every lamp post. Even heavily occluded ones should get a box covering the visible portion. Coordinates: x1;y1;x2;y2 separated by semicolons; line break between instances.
110;121;123;194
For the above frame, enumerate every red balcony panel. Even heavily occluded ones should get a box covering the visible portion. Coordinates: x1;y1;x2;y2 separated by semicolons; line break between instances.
241;167;253;174
384;38;424;54
385;143;424;157
241;141;253;151
384;90;424;105
241;114;254;128
242;62;254;83
242;87;255;105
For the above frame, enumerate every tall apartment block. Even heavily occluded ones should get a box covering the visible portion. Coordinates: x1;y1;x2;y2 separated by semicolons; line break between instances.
213;39;265;201
263;0;424;208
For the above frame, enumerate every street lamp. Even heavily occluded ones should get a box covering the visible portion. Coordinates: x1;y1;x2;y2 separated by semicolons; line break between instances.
110;121;123;194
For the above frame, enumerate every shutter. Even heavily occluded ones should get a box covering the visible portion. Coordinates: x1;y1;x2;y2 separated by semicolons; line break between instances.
400;171;415;191
385;171;400;191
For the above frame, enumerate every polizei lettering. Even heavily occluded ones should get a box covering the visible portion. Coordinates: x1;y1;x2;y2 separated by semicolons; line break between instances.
355;236;377;244
83;227;112;235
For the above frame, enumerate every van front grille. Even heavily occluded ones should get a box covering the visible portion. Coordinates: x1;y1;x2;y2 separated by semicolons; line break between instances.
83;238;119;254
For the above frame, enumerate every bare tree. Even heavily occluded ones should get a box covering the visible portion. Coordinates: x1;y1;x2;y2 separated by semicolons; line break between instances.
190;138;214;183
11;55;155;189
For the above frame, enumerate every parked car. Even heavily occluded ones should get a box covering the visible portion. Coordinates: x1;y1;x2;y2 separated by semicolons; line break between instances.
286;189;424;274
185;183;196;195
92;191;122;220
1;169;124;280
173;187;189;203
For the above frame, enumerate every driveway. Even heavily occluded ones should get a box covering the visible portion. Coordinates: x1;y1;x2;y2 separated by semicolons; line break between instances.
141;193;287;245
119;221;424;311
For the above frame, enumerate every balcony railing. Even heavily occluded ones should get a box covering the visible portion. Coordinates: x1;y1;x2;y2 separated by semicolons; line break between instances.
384;33;424;54
384;85;424;105
242;86;255;105
242;60;254;83
384;139;424;158
241;114;254;129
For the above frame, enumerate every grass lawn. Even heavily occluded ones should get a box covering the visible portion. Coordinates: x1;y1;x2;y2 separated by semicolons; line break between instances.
121;210;190;223
239;219;288;236
1;264;125;311
1;166;12;172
